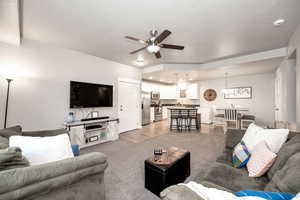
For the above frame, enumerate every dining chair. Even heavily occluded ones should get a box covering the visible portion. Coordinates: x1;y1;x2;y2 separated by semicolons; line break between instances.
212;107;226;134
224;109;240;130
241;114;255;130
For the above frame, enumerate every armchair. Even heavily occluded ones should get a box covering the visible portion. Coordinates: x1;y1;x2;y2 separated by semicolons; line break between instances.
0;126;108;200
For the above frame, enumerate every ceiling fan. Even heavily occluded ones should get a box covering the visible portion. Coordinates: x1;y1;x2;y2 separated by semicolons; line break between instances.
125;30;184;59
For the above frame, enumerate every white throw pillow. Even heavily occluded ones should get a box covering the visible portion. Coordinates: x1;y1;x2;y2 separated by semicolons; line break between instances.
255;129;289;153
241;123;264;152
9;134;74;165
242;123;289;153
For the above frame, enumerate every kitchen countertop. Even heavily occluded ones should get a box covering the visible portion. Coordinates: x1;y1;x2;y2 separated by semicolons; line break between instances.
150;104;200;107
167;107;199;110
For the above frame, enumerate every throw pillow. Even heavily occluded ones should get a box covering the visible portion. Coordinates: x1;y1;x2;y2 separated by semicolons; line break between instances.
232;141;251;168
0;126;22;138
9;134;74;165
254;129;289;153
0;136;9;149
0;147;29;171
247;141;277;177
242;124;289;153
235;190;295;200
241;123;264;152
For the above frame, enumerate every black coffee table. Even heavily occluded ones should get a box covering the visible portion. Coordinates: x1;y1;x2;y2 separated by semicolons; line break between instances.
144;147;191;196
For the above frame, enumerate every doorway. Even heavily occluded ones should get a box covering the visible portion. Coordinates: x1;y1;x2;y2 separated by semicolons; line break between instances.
118;79;141;133
275;68;283;122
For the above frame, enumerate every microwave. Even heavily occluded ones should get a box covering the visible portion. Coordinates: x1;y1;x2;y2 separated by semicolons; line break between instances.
151;92;160;100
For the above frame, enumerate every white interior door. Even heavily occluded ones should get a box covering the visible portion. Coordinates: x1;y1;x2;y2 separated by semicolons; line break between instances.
275;69;283;122
118;80;140;133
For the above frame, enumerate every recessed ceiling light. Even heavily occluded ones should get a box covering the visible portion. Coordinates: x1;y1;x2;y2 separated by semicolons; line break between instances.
189;78;193;81
273;19;285;27
149;77;153;80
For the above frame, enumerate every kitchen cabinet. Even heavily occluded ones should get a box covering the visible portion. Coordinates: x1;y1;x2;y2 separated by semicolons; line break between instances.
186;83;199;99
142;81;199;99
150;107;155;122
162;107;168;119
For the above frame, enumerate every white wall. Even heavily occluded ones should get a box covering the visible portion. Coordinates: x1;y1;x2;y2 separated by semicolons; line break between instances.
287;24;300;122
0;40;141;130
198;73;275;126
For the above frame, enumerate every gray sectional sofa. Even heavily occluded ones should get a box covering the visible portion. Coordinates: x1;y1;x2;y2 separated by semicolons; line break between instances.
161;129;300;200
0;126;108;200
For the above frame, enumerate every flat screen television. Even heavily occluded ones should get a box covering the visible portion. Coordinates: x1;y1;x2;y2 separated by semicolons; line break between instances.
70;81;113;108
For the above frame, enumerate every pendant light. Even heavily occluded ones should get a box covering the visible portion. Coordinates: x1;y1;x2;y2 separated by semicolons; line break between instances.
221;72;229;94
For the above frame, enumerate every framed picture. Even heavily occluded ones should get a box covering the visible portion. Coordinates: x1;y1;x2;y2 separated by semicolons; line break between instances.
224;87;252;99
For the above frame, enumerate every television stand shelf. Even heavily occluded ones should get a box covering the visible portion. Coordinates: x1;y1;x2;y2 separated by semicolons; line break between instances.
64;118;119;149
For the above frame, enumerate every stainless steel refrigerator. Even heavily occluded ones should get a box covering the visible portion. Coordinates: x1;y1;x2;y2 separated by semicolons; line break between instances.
142;92;151;126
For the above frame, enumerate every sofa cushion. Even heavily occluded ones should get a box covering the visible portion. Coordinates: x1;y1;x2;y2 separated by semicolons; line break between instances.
0;136;9;149
216;148;233;166
203;162;269;192
265;152;300;194
267;134;300;179
225;129;246;149
0;126;22;138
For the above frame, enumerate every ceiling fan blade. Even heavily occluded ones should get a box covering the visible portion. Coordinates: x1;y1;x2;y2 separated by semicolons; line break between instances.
155;51;161;59
125;36;148;44
155;30;171;44
160;44;184;50
129;46;147;54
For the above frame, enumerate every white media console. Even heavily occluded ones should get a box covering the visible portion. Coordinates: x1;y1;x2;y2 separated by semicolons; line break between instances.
65;118;119;149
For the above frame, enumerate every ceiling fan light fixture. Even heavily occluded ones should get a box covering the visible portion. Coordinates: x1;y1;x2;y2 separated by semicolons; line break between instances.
147;44;160;53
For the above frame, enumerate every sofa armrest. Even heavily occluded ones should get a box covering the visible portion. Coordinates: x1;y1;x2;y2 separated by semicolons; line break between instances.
22;128;69;137
160;185;204;200
225;129;246;149
0;152;108;200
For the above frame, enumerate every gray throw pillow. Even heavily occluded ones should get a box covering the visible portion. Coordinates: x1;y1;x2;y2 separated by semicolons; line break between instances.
0;126;22;138
0;147;29;171
0;136;9;149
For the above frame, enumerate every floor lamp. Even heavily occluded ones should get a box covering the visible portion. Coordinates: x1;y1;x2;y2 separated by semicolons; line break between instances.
4;79;13;128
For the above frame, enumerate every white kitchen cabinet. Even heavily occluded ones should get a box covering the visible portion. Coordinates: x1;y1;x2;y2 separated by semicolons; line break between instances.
150;107;155;122
159;85;177;99
186;83;199;99
159;85;168;99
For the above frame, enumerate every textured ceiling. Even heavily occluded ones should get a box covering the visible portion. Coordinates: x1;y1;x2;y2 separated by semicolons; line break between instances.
22;0;300;67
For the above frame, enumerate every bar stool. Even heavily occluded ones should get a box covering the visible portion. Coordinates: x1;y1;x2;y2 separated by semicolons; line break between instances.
170;109;182;131
180;109;189;131
187;109;199;130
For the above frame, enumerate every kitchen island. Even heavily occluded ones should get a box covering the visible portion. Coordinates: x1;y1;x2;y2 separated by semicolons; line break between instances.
167;107;201;131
